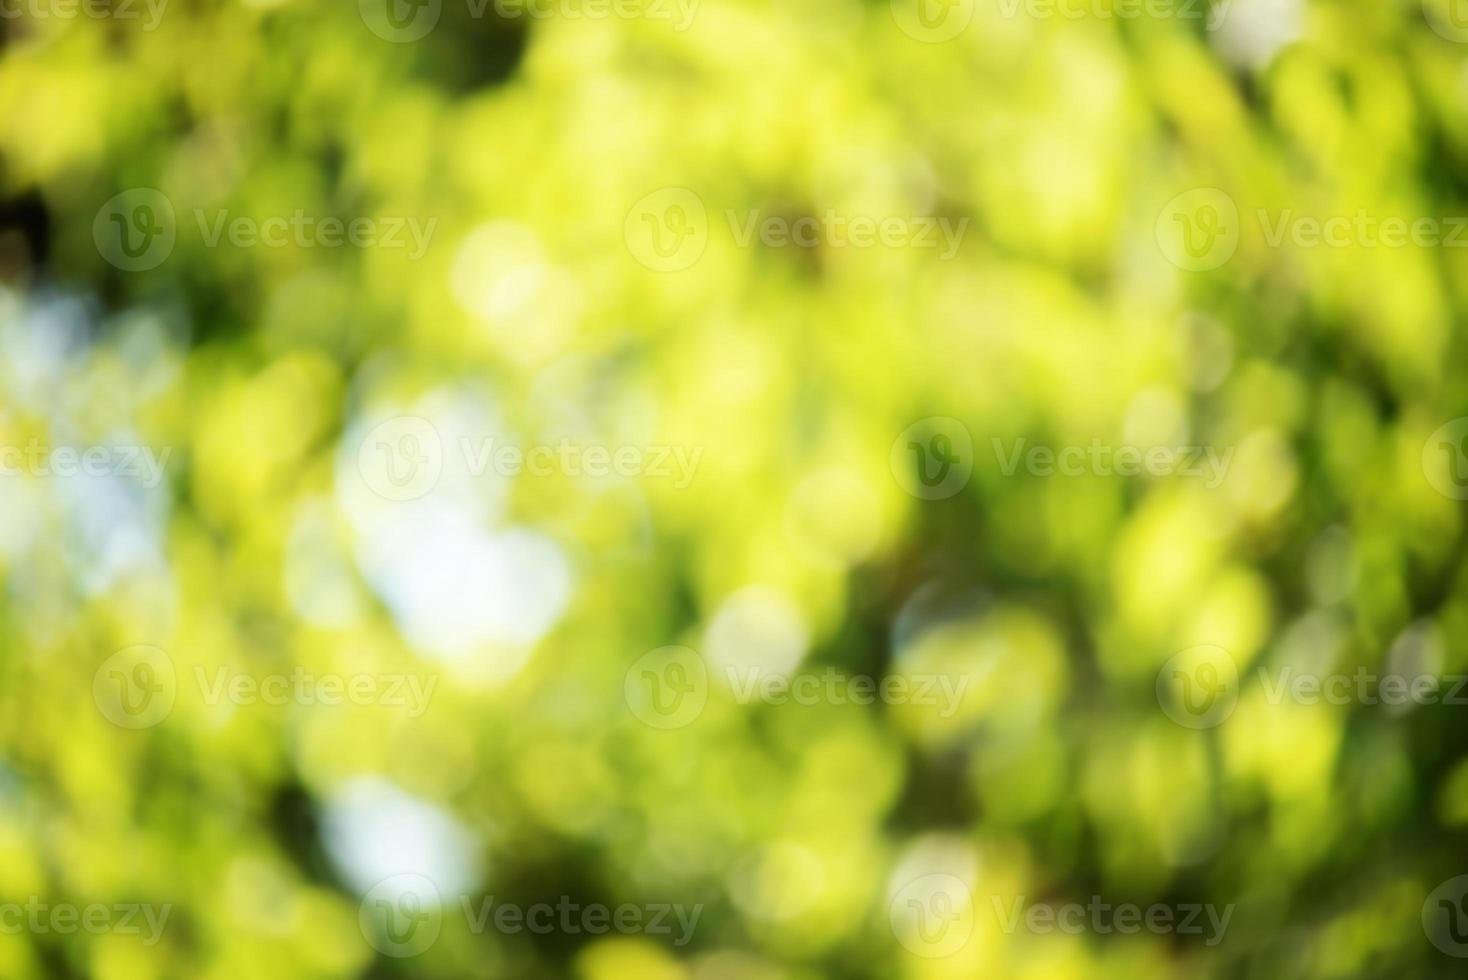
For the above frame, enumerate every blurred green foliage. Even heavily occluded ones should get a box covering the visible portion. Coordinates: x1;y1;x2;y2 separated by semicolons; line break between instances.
2;0;1468;978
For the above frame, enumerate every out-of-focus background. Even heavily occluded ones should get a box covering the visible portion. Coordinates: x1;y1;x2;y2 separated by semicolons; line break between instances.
3;0;1468;976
